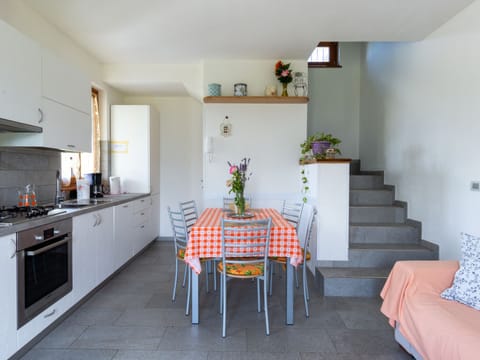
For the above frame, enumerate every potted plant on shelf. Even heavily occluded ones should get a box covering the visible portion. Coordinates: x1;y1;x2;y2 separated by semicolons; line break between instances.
300;132;341;162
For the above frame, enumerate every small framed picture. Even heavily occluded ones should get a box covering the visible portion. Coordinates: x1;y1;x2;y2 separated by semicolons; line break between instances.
234;83;247;96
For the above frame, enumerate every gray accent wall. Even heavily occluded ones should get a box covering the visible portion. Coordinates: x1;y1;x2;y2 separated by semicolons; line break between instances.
307;42;364;160
0;147;61;206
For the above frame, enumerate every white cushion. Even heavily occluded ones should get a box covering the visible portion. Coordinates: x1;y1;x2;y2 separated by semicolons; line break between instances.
441;233;480;310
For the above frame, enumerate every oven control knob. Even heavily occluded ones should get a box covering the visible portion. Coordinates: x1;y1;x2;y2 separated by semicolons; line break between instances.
34;235;43;241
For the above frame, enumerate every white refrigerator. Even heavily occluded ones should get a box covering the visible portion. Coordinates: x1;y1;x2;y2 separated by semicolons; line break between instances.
110;104;160;236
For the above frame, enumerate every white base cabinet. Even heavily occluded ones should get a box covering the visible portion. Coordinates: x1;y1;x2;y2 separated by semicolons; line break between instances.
0;234;18;360
72;207;114;302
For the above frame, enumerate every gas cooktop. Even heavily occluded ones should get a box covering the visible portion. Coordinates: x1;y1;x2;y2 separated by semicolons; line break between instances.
0;205;66;227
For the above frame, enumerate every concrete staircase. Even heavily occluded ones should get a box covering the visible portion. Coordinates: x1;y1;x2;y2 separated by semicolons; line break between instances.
315;163;438;297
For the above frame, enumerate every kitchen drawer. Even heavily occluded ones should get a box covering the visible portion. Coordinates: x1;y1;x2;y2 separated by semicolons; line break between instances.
131;197;151;212
133;207;150;226
17;291;73;348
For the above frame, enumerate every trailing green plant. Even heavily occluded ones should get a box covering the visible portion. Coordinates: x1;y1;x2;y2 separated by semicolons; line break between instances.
300;166;309;203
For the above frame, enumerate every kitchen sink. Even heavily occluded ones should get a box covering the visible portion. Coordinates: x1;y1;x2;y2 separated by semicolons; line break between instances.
59;198;113;208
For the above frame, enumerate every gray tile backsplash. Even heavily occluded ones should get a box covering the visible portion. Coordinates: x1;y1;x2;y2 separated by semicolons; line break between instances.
0;147;61;206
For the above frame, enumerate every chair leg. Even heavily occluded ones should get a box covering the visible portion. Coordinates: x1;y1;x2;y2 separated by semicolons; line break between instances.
205;261;209;293
222;273;227;338
263;277;270;335
185;267;191;316
257;278;261;312
268;263;273;296
219;270;223;314
182;263;187;288
213;260;217;291
172;257;179;302
303;265;309;318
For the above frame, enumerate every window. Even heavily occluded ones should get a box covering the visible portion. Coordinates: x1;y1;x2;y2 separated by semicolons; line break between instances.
60;88;101;186
308;42;341;68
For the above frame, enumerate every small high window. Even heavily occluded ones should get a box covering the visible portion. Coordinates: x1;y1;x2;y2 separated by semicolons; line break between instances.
308;42;341;68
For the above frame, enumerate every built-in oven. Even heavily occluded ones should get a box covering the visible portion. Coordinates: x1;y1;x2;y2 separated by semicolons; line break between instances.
16;218;72;328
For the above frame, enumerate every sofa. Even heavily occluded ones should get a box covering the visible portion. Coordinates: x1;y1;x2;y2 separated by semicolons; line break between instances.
380;260;480;360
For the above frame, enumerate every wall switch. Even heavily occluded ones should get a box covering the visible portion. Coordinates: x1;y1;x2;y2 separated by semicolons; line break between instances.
471;181;480;191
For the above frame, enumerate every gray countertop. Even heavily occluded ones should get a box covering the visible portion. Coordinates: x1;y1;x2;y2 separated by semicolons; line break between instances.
0;193;150;237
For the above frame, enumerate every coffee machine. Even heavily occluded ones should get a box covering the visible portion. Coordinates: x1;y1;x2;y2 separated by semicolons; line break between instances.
85;173;103;198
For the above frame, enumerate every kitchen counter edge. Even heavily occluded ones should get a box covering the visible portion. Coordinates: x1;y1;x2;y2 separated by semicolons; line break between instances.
0;193;150;237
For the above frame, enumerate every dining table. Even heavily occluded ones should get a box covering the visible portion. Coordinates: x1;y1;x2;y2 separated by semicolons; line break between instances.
184;207;303;325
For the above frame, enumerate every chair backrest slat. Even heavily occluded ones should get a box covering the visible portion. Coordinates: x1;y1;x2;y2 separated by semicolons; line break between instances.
221;218;272;266
281;200;304;231
223;196;252;211
167;206;188;250
179;200;198;234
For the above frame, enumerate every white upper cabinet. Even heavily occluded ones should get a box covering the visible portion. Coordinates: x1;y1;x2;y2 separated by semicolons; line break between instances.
0;20;92;151
41;49;91;115
0;20;42;127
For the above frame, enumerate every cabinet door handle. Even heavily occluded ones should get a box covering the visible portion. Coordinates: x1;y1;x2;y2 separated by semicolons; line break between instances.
93;214;98;227
44;309;56;318
10;238;16;259
38;108;44;123
67;144;76;148
122;205;129;208
97;214;102;225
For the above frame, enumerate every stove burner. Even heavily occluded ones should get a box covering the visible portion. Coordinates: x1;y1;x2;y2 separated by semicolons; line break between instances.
0;205;56;224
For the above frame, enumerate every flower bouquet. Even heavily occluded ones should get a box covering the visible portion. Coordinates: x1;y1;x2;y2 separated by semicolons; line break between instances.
226;158;251;215
275;60;293;96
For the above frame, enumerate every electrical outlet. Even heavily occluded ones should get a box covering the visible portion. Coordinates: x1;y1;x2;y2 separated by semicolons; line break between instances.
471;181;480;191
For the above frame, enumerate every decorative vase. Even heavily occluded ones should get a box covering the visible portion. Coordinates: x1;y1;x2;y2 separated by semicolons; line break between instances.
281;83;288;97
312;141;331;156
235;192;246;215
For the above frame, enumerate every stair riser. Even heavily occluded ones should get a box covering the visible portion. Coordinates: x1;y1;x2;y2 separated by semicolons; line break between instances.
332;249;437;268
316;273;386;297
350;225;420;244
350;207;406;223
350;190;394;206
350;175;384;189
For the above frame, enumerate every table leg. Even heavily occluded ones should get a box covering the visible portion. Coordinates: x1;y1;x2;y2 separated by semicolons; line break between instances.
192;271;199;324
286;260;294;325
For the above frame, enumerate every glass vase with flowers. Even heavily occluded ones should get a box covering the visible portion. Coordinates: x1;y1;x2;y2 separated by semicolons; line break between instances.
226;158;251;215
275;60;293;96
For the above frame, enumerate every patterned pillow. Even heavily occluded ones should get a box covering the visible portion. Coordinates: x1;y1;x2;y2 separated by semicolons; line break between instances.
441;233;480;310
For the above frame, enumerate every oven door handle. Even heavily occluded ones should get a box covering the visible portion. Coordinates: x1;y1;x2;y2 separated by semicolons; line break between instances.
25;237;70;256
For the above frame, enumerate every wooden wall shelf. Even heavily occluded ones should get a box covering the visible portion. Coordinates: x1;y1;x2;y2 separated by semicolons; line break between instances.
203;96;309;104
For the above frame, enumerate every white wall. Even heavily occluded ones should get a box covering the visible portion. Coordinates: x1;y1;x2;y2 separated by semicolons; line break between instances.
308;43;363;159
123;96;203;237
359;1;480;260
203;103;307;209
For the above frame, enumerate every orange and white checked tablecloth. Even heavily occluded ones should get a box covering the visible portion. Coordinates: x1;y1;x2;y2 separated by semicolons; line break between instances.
184;208;303;274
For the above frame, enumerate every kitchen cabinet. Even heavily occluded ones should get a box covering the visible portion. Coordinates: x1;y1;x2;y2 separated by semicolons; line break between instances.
0;234;18;360
0;20;92;151
72;207;114;301
94;208;115;283
150;193;160;240
113;201;135;268
0;20;42;128
114;197;154;266
132;197;152;255
41;49;91;114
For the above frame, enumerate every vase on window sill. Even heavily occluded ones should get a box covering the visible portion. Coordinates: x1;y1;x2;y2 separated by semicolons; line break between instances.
281;83;288;97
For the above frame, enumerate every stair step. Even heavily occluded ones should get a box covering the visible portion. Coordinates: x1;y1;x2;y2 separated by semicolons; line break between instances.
350;174;384;189
350;189;394;206
316;267;390;297
349;223;420;244
331;244;437;268
350;205;406;223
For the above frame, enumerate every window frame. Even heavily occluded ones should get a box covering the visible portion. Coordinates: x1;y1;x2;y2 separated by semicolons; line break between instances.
308;42;342;68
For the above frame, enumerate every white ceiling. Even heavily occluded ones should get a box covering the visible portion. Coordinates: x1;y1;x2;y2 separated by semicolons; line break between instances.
23;0;474;95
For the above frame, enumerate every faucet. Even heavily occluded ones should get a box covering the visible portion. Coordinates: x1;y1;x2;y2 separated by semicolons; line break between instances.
55;170;65;206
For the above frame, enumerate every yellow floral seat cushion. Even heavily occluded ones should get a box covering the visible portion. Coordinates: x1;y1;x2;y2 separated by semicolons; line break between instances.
270;249;311;264
217;259;264;278
176;248;186;260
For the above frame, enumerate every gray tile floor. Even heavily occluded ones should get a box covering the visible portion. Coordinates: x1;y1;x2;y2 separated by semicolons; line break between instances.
20;242;412;360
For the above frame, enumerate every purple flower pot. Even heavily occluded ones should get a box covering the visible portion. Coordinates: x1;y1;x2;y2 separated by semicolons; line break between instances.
312;141;331;155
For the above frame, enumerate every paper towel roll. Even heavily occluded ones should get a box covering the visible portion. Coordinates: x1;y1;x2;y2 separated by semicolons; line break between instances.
109;176;121;195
